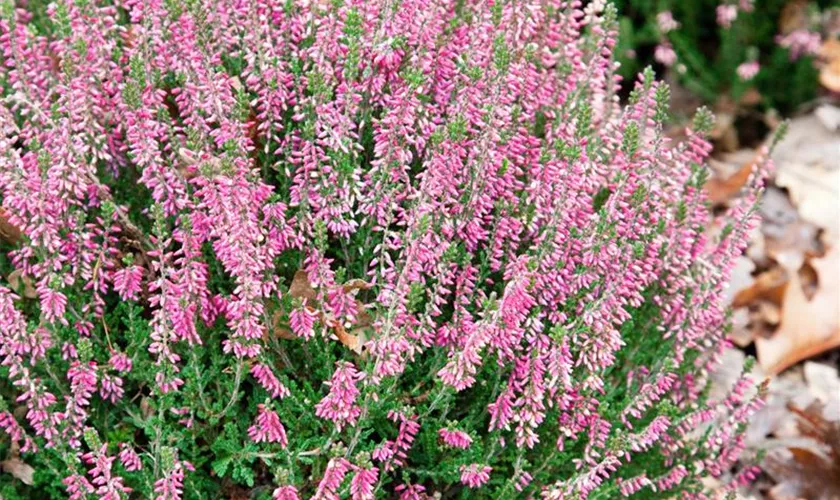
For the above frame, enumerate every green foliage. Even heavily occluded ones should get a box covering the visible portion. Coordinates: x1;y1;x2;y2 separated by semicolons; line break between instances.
614;0;832;114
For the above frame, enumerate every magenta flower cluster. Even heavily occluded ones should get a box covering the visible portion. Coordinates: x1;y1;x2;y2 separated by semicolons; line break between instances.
0;0;769;498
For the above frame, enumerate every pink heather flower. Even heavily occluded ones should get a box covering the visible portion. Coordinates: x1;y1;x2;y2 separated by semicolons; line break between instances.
0;412;36;454
65;361;98;447
656;11;679;33
395;483;426;500
736;61;760;81
38;285;68;325
170;407;194;428
62;342;79;361
716;4;738;28
248;404;288;447
350;466;378;500
460;464;492;488
273;485;301;500
628;416;671;453
315;361;363;431
64;473;95;500
515;471;533;492
654;464;688;491
99;373;125;403
438;427;473;449
289;305;318;339
313;458;350;500
153;453;192;500
108;352;132;373
437;320;494;391
387;411;419;470
654;43;677;67
251;363;290;399
618;474;652;496
119;444;142;471
112;265;143;300
777;30;822;60
82;443;132;499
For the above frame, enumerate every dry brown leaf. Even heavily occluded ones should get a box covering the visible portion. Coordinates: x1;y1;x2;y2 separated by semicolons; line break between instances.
816;104;840;132
738;87;763;107
709;97;739;152
819;58;840;93
763;401;840;500
803;362;840;421
342;279;372;294
726;256;756;305
760;187;821;269
733;267;789;309
274;270;371;353
821;38;840;62
270;308;297;340
6;269;36;299
288;270;317;302
0;458;34;485
772;113;839;167
731;309;754;347
770;111;840;242
779;0;810;34
0;208;21;244
820;38;840;93
756;248;840;374
759;302;782;325
776;163;840;241
705;153;762;204
333;323;363;355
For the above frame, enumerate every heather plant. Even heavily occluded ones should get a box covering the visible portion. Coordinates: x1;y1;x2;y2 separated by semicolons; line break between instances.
614;0;835;114
0;0;773;499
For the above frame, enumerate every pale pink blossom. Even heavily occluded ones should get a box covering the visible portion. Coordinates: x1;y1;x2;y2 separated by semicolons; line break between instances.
654;43;677;67
736;61;760;81
460;464;492;488
315;361;363;431
716;4;738;27
438;427;473;449
248;404;288;447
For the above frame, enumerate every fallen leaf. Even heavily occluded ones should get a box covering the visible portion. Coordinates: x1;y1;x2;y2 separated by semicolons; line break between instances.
705;152;762;204
342;279;372;294
803;362;840;421
772;113;840;168
726;256;756;304
709;97;739;153
778;0;810;35
776;164;840;241
0;458;34;485
733;267;788;309
738;87;763;107
770;112;840;243
762;401;840;500
815;104;840;131
0;207;21;244
756;248;840;374
746;366;814;447
270;309;297;340
288;270;317;302
821;38;840;62
820;39;840;93
760;187;820;269
758;302;782;325
333;323;363;355
6;269;36;299
274;270;371;353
